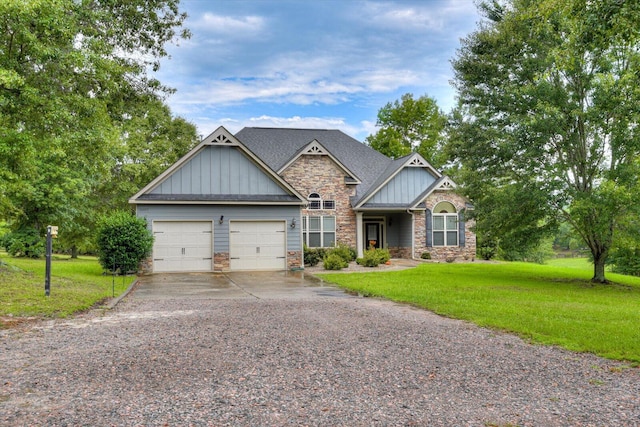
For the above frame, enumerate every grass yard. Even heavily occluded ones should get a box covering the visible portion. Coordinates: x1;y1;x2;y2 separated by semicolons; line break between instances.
0;253;135;324
317;262;640;363
546;256;595;270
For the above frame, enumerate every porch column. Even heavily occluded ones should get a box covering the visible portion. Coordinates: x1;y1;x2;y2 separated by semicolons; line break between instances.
409;210;415;259
356;211;364;258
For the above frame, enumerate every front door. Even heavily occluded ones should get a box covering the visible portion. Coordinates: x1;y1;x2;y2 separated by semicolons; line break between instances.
365;221;383;249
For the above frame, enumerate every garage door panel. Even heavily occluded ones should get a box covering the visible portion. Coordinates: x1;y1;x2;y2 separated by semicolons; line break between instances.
153;221;213;273
229;221;286;271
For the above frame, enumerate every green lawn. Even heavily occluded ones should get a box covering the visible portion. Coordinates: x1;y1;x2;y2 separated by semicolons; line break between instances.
317;262;640;363
546;256;594;270
0;253;135;322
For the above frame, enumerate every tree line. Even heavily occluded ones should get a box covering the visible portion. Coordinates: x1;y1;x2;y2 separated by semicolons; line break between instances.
0;0;198;257
366;0;640;283
2;0;639;283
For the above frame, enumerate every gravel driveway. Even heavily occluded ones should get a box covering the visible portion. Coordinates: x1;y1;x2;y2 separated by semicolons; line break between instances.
1;275;639;426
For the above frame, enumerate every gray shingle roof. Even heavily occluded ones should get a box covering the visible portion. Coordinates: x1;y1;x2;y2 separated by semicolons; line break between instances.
235;127;393;202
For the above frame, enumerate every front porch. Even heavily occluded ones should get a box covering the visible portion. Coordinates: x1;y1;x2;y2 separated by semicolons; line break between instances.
355;210;416;259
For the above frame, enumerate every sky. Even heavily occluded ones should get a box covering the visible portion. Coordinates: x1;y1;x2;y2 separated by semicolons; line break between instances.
153;0;484;141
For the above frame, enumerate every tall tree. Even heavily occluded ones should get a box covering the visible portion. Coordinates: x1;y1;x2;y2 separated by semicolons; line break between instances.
366;93;447;166
450;0;640;282
0;0;190;244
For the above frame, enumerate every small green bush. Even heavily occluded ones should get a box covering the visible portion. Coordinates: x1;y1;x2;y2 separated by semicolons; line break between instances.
323;253;348;270
303;245;321;266
96;211;153;274
478;243;497;261
2;228;45;258
326;242;356;264
421;252;431;260
358;247;391;267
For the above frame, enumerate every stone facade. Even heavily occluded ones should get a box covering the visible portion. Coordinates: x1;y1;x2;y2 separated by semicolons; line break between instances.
280;155;357;248
388;247;412;258
415;192;477;261
287;250;303;270
277;153;477;263
139;257;153;275
214;252;229;272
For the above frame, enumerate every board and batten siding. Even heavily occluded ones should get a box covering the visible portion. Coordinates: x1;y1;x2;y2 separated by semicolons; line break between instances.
366;168;437;205
136;204;302;253
384;212;413;248
150;146;288;196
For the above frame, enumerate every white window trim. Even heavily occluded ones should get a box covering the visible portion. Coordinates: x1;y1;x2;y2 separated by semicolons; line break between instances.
432;213;459;247
307;193;335;211
302;215;336;247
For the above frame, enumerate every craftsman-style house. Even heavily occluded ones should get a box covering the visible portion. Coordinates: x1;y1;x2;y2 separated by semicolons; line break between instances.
130;126;475;272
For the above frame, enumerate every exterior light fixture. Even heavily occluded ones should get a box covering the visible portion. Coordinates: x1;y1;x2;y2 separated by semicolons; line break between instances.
291;218;296;228
219;215;224;224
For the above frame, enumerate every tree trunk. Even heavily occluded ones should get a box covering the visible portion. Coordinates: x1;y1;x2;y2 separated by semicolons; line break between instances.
592;252;608;283
71;245;78;259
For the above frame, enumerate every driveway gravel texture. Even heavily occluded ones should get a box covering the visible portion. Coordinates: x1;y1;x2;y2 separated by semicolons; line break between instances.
1;286;639;426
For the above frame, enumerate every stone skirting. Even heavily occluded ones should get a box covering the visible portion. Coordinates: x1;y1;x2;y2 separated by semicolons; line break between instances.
287;250;303;270
214;252;230;272
139;257;153;274
388;246;412;259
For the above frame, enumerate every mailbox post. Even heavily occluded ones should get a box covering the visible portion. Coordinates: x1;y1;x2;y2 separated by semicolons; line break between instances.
45;225;58;297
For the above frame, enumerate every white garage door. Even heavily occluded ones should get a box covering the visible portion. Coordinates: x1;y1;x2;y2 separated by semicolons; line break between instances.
229;221;286;271
153;221;213;272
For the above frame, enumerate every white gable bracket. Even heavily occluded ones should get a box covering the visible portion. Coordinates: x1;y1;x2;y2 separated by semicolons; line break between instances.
435;177;457;191
202;127;241;146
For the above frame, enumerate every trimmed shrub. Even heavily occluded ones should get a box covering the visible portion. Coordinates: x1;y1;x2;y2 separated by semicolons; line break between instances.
323;253;348;270
420;252;431;260
326;242;356;264
96;211;153;274
304;245;321;266
2;228;45;258
357;247;391;267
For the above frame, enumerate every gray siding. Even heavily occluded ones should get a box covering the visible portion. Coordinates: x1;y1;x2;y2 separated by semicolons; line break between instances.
367;168;437;205
151;146;288;196
137;204;301;253
386;213;413;247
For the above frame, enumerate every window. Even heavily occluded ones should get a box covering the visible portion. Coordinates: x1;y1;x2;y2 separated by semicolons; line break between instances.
303;215;336;247
433;201;458;246
307;193;335;210
308;193;321;210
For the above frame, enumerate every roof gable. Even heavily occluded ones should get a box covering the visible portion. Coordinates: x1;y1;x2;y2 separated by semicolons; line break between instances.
277;139;361;184
130;127;305;205
353;152;441;208
236;127;390;197
409;176;459;209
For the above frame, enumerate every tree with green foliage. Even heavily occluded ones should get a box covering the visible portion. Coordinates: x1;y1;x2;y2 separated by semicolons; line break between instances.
102;95;200;212
0;0;194;253
449;0;640;283
366;93;447;166
96;211;153;274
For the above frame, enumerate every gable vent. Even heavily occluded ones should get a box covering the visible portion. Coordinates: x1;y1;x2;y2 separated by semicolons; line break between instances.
305;143;327;155
408;157;427;167
213;134;231;144
205;131;240;146
436;178;456;190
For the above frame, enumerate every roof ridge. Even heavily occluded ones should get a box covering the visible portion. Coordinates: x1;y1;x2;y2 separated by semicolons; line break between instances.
243;127;340;131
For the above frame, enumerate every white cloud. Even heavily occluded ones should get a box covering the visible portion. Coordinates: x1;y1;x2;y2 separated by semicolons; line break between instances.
191;13;265;34
196;115;370;140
